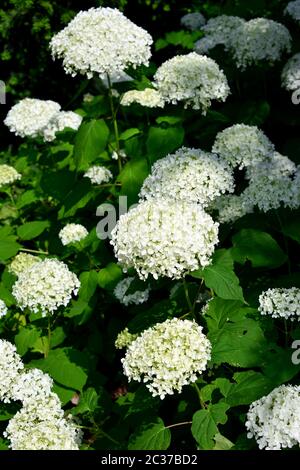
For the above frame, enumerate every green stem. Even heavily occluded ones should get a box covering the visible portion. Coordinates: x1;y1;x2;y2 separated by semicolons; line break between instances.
166;421;192;430
183;278;193;312
193;383;206;409
284;319;289;347
107;73;122;173
44;316;51;358
20;248;49;255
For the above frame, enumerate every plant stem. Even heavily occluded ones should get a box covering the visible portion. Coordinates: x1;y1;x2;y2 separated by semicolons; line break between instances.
183;278;193;312
44;316;51;358
284;319;289;347
166;421;192;430
107;73;122;173
193;382;206;409
20;248;49;255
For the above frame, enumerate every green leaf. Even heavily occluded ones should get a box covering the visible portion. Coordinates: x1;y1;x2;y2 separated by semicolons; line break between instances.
221;371;274;407
52;383;76;406
231;229;287;268
281;219;300;244
263;347;300;385
29;348;89;391
58;179;93;219
17;221;49;240
72;387;98;415
118;159;149;205
119;128;141;141
74;119;109;170
0;241;21;261
40;169;76;202
146;126;184;164
156;116;182;125
191;403;229;450
213;433;234;450
205;298;267;367
98;263;123;290
128;418;171;450
16;190;38;209
78;271;98;302
192;249;244;301
15;326;41;356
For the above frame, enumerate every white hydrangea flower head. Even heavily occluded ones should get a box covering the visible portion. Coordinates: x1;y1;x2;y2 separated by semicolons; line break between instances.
4;394;82;450
0;340;24;403
50;7;153;79
180;12;206;31
139;147;235;207
8;252;41;277
213;194;253;224
4;98;61;139
111;199;219;280
122;318;211;399
154;52;230;114
84;166;113;185
0;299;7;318
246;385;300;449
284;1;300;22
121;88;165;108
258;288;300;320
12;258;80;316
242;153;296;212
114;277;150;306
59;223;88;246
212;124;275;169
291;165;300;208
10;369;54;405
246;152;296;180
115;327;138;349
228;18;292;70
42;111;82;142
0;165;21;188
281;53;300;92
194;15;245;54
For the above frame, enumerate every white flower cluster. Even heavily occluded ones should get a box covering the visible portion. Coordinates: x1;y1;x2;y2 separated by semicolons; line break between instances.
4;396;81;450
228;18;291;70
284;0;300;22
281;53;300;92
12;258;80;316
42;111;82;141
242;152;297;212
0;340;24;403
4;98;82;142
0;299;8;318
115;327;138;349
139;147;234;207
114;277;150;306
59;223;88;246
154;52;230;114
50;7;153;79
194;15;245;54
180;12;206;31
246;385;300;449
111;199;219;280
8;253;41;277
84;166;113;185
212;124;275;169
0;165;21;188
0;340;82;450
212;194;252;224
258;287;300;320
121;318;211;399
121;88;165;108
